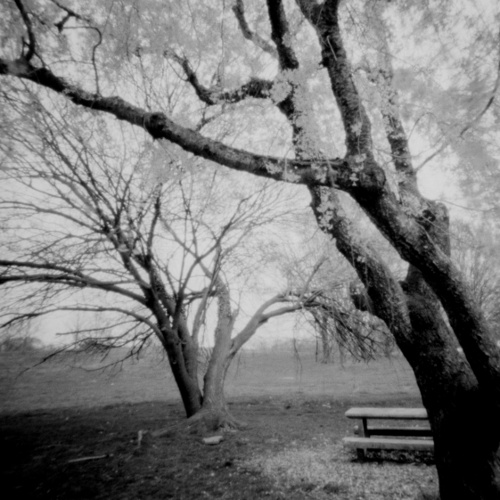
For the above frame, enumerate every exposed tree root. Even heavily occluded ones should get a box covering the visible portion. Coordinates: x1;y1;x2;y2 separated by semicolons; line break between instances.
186;408;247;434
146;407;246;443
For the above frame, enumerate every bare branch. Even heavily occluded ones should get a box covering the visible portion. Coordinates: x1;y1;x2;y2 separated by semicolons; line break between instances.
298;0;373;156
14;0;36;61
0;58;347;184
0;259;147;305
165;49;273;106
232;0;278;57
49;0;103;93
294;0;323;23
361;2;417;194
266;0;299;70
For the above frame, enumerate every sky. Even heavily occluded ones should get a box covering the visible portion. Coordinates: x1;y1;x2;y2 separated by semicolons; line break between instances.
2;0;500;351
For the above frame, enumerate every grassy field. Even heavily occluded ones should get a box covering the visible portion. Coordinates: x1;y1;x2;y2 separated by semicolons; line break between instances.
0;343;421;412
0;344;438;499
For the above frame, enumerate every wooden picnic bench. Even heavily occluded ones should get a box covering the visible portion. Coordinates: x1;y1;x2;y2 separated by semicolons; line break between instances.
343;407;434;459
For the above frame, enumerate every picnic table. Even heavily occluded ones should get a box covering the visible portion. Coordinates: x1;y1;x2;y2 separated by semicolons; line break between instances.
343;407;434;459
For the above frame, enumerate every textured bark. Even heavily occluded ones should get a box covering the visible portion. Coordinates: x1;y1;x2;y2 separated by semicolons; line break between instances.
296;6;500;496
401;205;500;499
201;282;235;418
154;315;202;418
160;332;203;418
406;284;500;499
189;281;249;431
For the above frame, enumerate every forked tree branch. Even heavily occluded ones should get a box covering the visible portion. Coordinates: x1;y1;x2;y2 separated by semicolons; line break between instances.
49;0;103;92
165;49;273;105
232;0;278;57
362;2;417;195
0;56;350;185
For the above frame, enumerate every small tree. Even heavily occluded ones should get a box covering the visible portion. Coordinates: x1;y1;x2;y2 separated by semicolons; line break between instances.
0;98;326;428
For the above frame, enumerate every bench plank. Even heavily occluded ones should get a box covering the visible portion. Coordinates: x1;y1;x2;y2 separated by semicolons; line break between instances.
361;425;432;437
343;436;434;451
345;407;428;420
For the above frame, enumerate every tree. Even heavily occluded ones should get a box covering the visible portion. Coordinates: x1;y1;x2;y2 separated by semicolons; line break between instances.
278;234;394;363
0;94;326;428
1;0;500;497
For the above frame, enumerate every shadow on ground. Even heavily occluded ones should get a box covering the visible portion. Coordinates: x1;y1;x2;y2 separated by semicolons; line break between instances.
1;396;437;500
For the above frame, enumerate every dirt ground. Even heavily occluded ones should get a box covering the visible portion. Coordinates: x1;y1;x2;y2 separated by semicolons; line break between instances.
1;395;436;500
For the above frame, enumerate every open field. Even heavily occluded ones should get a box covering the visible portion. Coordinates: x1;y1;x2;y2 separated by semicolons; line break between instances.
0;345;438;499
0;343;421;413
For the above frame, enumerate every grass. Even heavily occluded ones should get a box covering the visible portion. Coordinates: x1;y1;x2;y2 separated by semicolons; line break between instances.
0;345;439;499
0;343;420;412
249;441;436;499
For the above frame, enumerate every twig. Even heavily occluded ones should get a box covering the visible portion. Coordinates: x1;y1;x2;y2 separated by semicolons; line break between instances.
67;454;112;464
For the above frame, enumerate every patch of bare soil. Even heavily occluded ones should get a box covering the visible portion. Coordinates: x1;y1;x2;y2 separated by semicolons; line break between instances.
0;396;436;499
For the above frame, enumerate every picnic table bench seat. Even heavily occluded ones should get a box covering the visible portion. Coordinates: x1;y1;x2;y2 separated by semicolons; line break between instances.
343;407;434;459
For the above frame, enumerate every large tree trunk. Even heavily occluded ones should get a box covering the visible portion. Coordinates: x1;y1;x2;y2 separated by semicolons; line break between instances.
159;327;203;418
403;204;500;499
402;308;498;498
298;3;500;495
310;186;500;499
191;355;241;432
188;280;243;432
403;274;500;499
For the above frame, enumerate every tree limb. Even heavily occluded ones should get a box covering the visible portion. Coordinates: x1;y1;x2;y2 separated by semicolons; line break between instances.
165;49;273;105
0;260;147;305
298;0;373;156
14;0;36;61
232;0;278;57
362;2;417;194
266;0;299;70
1;55;349;185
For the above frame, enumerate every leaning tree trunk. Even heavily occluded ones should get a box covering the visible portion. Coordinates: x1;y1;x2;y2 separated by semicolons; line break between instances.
157;322;203;418
403;268;500;499
150;284;203;418
298;2;500;494
187;280;243;432
310;186;500;499
318;329;334;364
402;203;500;499
398;262;500;499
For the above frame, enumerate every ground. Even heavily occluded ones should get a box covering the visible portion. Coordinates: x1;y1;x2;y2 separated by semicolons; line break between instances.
0;345;438;499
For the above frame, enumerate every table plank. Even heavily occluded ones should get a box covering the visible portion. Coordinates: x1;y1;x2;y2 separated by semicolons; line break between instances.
345;407;428;420
343;436;434;451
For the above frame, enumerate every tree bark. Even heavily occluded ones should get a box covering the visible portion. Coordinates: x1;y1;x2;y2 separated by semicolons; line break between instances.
401;206;500;499
298;3;500;495
309;185;500;499
320;330;333;363
407;285;500;499
158;325;203;418
190;280;244;431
